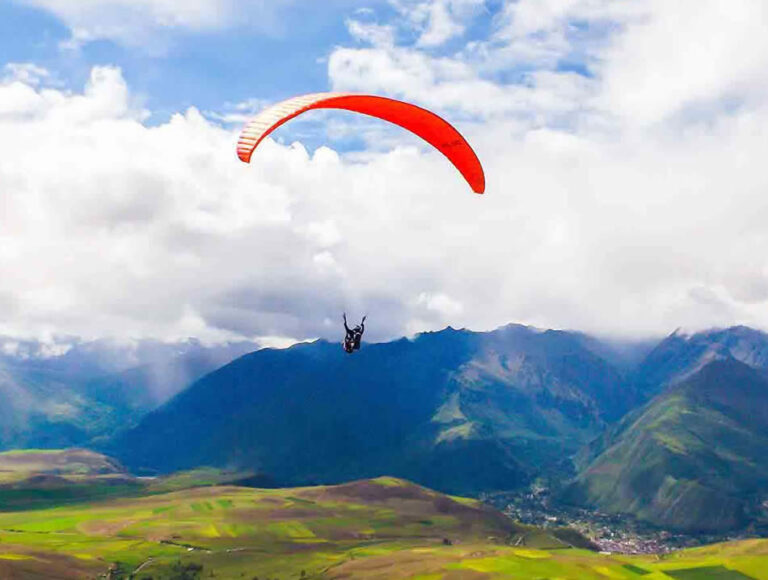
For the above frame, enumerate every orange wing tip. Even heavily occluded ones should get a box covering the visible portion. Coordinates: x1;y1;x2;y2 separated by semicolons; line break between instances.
236;147;252;163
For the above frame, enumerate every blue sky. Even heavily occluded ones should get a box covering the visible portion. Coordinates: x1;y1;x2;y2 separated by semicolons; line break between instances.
0;1;514;125
2;1;768;345
1;1;368;122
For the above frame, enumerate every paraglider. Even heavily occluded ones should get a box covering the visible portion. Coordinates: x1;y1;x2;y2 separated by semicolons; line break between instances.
237;92;485;194
343;313;366;354
237;93;485;354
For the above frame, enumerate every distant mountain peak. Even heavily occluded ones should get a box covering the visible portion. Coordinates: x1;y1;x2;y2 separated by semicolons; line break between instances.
416;325;470;337
633;324;768;400
671;325;768;342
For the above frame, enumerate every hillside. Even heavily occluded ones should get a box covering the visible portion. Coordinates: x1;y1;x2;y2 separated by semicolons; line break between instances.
0;475;766;578
0;476;534;578
114;324;630;495
0;448;125;480
566;358;768;532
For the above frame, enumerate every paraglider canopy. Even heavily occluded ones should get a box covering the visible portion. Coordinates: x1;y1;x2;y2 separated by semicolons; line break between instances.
237;92;485;194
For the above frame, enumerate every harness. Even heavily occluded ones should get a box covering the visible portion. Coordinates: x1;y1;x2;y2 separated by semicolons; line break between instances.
343;328;362;353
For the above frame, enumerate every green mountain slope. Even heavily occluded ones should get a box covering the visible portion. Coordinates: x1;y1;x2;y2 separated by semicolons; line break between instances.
566;358;768;532
114;324;630;495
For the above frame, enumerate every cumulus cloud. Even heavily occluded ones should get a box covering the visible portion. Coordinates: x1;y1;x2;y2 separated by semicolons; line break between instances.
0;65;487;343
595;0;768;126
328;0;768;338
3;1;768;346
331;3;600;125
0;66;303;342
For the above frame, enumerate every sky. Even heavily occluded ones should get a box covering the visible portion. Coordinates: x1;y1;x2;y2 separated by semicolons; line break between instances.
1;0;768;348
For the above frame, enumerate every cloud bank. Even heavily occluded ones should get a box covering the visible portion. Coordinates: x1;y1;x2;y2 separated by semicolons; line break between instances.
2;0;768;345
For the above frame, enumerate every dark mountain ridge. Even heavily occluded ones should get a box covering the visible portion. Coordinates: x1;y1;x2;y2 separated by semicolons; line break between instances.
113;324;631;495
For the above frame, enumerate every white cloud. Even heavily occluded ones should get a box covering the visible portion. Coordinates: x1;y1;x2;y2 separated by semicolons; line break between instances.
4;1;768;345
207;98;272;126
491;0;639;65
415;1;463;47
331;2;602;127
2;66;494;343
329;45;593;123
490;0;768;127
347;19;397;48
329;0;768;338
596;0;768;126
304;219;343;248
0;67;297;342
417;292;464;316
2;63;51;86
389;0;486;47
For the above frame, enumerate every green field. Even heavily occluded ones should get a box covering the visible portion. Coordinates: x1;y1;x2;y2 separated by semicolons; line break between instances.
0;473;767;579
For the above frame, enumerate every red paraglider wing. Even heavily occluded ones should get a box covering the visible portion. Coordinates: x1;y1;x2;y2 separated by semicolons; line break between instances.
237;92;485;194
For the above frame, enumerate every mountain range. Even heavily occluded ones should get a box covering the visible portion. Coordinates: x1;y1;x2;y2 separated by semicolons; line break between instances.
113;325;635;495
4;324;768;533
